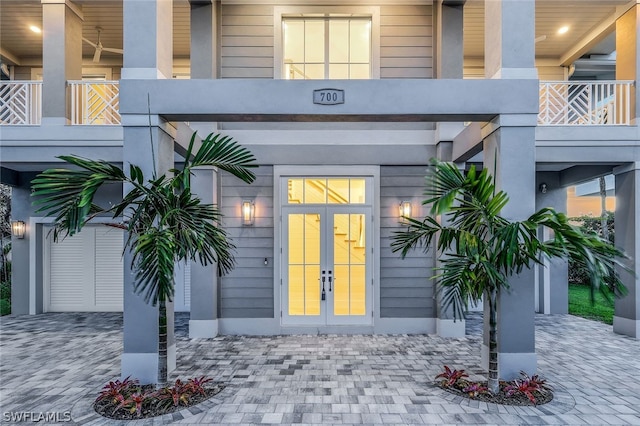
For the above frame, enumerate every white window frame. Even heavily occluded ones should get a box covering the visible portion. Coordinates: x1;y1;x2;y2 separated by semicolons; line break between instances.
274;6;381;80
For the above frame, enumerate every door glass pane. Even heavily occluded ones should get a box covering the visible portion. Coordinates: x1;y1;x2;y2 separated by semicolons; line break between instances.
305;179;326;203
288;213;321;316
327;179;349;204
350;20;370;63
284;20;305;63
329;64;349;80
304;64;324;80
305;20;325;63
333;214;366;316
288;179;304;203
349;64;370;80
329;20;349;63
349;179;366;203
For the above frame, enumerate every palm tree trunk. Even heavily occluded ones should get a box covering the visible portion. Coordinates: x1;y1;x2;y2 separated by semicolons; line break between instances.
487;289;499;394
158;298;168;386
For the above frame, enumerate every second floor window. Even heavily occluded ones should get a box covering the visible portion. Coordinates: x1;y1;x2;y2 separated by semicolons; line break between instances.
283;17;371;80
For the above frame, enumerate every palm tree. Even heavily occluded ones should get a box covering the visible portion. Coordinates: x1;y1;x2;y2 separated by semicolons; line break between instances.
31;132;257;384
391;159;627;394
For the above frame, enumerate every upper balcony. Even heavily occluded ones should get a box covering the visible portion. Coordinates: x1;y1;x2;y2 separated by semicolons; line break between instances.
0;79;634;127
0;80;120;126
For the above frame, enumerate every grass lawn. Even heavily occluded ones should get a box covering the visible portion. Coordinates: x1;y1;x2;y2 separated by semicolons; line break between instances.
568;283;614;325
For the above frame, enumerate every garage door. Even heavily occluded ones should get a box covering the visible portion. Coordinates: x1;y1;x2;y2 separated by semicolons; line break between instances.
45;225;124;312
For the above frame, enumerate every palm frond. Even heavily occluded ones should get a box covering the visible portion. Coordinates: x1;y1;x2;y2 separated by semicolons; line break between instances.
188;133;257;184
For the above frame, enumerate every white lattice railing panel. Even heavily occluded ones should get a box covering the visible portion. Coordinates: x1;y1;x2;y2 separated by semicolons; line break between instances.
0;81;42;125
539;80;634;125
69;81;120;125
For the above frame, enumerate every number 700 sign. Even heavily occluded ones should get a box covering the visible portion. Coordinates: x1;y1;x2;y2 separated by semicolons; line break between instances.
313;89;345;105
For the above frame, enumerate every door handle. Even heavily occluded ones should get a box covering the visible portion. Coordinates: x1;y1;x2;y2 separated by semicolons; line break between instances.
328;270;332;291
321;270;326;300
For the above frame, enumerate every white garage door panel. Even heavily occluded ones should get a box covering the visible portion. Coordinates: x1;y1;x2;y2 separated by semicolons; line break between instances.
95;228;124;309
49;232;90;310
46;226;123;312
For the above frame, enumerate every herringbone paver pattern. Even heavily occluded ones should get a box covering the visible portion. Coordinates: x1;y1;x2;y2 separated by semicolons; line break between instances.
0;312;638;425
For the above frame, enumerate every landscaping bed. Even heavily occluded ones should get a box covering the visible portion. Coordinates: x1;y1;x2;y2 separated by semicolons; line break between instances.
93;377;224;420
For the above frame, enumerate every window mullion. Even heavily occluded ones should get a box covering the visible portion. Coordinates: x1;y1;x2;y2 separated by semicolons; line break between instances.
324;19;330;79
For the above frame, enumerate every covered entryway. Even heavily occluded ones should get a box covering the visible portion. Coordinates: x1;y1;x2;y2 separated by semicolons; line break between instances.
281;177;373;327
44;225;123;312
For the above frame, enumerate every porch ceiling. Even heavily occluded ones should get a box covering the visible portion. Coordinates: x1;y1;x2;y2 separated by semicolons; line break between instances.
0;0;633;67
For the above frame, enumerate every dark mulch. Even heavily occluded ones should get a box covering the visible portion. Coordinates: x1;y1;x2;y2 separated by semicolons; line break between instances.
439;381;554;406
94;383;225;420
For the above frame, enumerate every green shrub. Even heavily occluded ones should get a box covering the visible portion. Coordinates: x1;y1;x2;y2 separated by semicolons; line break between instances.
0;281;10;300
0;298;10;316
568;212;614;285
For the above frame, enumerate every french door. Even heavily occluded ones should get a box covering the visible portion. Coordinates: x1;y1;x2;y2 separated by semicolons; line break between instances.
282;204;372;326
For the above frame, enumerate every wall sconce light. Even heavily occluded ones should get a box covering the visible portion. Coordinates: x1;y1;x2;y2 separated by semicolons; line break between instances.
539;183;548;194
11;220;26;239
399;201;412;223
242;200;255;226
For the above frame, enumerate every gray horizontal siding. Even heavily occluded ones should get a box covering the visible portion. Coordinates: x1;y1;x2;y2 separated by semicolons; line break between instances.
220;4;274;79
219;166;274;318
380;165;434;319
380;5;433;79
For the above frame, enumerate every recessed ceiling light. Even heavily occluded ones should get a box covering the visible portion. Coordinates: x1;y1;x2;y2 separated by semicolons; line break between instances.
29;25;42;34
558;26;569;35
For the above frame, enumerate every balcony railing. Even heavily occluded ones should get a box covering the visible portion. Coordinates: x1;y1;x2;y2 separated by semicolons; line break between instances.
539;80;634;125
0;81;42;125
69;81;121;125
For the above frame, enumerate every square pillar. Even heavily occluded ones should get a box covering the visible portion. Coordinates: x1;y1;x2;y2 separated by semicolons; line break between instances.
482;117;537;380
121;117;176;384
190;0;219;79
189;168;220;338
613;163;640;338
434;0;464;79
41;0;83;124
122;0;173;79
535;172;569;315
434;141;466;337
484;0;537;79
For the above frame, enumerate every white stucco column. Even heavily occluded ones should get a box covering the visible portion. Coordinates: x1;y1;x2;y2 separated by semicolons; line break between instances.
121;0;175;384
613;162;640;338
41;0;83;124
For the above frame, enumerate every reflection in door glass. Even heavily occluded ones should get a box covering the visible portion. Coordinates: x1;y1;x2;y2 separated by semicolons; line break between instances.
333;214;366;315
288;214;321;315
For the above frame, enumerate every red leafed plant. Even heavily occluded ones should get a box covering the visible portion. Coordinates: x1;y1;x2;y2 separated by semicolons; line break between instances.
462;382;488;398
94;376;224;420
435;365;469;388
187;376;213;396
158;379;192;408
96;376;139;404
504;371;551;405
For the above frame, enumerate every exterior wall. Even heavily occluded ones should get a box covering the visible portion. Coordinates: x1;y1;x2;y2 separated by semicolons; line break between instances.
219;166;275;318
380;5;433;79
379;165;433;318
218;4;433;80
220;4;274;79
